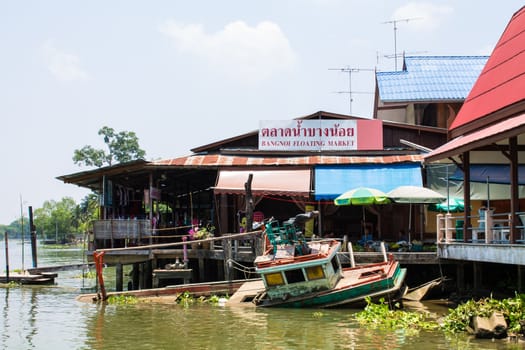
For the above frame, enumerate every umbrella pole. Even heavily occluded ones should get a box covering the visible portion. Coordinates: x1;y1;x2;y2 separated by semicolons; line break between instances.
362;206;365;235
487;176;490;209
408;203;412;244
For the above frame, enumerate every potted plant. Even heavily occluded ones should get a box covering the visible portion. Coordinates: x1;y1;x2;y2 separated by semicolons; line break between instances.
189;224;215;249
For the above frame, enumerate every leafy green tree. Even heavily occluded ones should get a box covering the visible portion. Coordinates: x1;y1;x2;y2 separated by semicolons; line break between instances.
34;197;78;242
2;218;29;239
76;194;100;233
73;126;146;167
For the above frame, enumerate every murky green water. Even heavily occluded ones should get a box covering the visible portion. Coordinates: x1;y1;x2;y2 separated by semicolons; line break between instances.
0;240;521;349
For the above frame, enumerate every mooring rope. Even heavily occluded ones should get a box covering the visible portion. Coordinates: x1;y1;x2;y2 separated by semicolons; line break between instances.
227;259;257;279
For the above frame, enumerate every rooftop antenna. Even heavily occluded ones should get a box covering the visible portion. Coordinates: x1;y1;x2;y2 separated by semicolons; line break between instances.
328;67;374;115
382;17;422;71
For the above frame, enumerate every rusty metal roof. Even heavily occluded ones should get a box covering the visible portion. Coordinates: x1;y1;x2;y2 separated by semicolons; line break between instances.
152;154;424;167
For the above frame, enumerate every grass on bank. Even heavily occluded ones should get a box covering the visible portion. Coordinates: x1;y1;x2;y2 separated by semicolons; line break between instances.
105;291;229;307
355;294;525;337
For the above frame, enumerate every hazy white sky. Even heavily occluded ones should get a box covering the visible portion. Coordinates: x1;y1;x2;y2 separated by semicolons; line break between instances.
1;1;523;224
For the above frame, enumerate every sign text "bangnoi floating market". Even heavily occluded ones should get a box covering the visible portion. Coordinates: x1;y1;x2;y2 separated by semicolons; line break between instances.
258;119;383;151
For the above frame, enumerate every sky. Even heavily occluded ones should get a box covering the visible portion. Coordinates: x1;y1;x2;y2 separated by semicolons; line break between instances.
1;1;523;225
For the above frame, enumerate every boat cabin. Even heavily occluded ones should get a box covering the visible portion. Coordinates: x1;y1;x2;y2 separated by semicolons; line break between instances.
254;240;342;301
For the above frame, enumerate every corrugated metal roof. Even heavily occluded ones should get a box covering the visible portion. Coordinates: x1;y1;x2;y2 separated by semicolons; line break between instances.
153;154;423;167
450;6;525;131
425;112;525;162
376;56;488;102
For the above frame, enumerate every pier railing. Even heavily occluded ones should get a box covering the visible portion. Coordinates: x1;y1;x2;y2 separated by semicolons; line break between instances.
92;219;152;249
436;211;525;244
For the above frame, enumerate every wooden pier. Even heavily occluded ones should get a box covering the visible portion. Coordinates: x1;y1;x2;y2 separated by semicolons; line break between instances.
0;272;58;285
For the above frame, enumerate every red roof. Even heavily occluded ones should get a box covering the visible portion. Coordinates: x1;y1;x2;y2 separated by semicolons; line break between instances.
450;6;525;132
425;112;525;162
153;154;423;167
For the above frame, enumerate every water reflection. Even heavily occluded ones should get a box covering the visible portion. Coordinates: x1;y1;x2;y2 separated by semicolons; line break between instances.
1;288;10;349
0;241;521;349
81;303;439;349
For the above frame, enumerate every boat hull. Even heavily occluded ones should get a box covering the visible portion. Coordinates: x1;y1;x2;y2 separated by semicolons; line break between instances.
254;261;407;308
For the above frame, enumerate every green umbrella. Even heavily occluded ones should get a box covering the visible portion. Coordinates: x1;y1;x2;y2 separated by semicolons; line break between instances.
334;187;390;206
428;198;465;213
334;187;390;238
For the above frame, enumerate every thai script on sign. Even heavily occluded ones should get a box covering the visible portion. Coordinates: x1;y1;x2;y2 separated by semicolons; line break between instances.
259;120;357;151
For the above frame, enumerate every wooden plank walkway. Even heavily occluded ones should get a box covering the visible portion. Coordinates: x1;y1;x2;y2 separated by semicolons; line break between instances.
226;279;264;307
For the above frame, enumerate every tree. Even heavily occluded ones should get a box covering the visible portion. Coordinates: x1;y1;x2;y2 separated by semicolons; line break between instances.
34;197;78;242
76;194;99;233
73;126;146;167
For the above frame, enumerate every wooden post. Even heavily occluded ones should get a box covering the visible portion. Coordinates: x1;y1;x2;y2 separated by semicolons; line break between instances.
510;136;519;243
132;263;140;290
347;242;355;268
145;260;152;288
485;210;494;243
436;214;443;242
445;213;453;242
115;263;123;292
139;262;145;289
4;231;9;283
29;206;37;268
456;263;465;293
245;174;254;233
473;262;482;290
223;237;232;281
94;251;107;301
463;151;471;243
198;257;205;282
518;265;523;293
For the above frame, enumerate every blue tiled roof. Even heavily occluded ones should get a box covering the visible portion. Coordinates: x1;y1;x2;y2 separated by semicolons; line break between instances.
376;56;488;102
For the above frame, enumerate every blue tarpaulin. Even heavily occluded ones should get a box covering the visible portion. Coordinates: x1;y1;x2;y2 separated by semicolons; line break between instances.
314;163;422;200
449;164;525;185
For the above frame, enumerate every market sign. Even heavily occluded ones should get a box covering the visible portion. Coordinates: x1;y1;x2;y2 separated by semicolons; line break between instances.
258;119;383;151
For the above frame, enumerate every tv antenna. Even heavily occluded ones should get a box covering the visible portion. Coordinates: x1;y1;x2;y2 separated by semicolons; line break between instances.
382;17;422;71
328;67;374;115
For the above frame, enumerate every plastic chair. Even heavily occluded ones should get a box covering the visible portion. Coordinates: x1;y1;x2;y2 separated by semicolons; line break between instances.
264;221;280;253
455;220;464;240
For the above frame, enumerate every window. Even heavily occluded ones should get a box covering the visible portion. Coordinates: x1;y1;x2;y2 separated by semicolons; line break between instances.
264;272;285;286
305;266;325;280
285;269;305;284
330;256;340;273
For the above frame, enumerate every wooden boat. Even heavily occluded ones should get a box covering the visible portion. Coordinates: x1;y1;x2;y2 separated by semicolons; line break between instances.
231;214;407;308
76;279;250;303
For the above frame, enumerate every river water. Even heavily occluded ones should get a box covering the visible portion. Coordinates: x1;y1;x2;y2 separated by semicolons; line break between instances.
0;239;520;349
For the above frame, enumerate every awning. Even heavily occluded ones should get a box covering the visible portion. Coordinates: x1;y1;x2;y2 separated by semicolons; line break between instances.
314;163;423;200
214;169;311;197
424;113;525;162
449;164;525;185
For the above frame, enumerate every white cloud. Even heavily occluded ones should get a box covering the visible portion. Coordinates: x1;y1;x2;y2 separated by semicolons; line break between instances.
391;2;454;31
42;41;90;81
159;20;296;83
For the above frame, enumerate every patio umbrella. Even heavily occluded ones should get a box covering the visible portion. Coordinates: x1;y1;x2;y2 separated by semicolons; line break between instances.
334;187;390;206
387;185;446;204
428;198;465;213
387;185;446;242
334;187;390;237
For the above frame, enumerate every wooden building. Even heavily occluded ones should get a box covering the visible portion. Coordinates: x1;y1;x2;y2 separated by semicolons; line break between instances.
59;111;447;249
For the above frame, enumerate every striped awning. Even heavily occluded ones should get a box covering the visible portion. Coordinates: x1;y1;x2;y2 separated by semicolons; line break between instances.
214;169;312;197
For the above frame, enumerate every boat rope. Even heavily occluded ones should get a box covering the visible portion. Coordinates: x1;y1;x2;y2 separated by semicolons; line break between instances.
94;230;263;253
227;259;257;279
337;253;353;264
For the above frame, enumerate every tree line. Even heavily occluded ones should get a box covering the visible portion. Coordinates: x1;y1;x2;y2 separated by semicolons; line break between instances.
0;126;146;243
0;194;99;242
